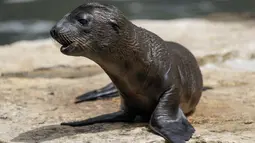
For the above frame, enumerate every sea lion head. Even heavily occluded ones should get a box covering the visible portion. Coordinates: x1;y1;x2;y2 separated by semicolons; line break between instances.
50;2;127;58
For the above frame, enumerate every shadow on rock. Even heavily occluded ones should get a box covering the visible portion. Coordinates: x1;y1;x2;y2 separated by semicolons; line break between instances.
11;123;146;143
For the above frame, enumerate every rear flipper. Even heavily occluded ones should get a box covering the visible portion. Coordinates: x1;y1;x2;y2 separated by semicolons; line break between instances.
75;82;212;104
75;83;118;103
61;110;136;127
149;87;195;143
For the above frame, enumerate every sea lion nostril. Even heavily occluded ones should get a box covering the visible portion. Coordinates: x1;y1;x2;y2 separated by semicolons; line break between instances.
50;27;67;46
50;28;58;39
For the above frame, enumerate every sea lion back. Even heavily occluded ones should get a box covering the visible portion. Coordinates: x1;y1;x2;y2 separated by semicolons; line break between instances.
165;41;203;114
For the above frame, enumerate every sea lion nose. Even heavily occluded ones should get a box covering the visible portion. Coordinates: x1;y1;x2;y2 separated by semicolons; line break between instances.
50;19;66;38
50;26;58;39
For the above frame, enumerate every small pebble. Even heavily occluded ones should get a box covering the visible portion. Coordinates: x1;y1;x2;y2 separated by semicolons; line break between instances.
0;116;8;120
49;92;55;95
244;120;253;124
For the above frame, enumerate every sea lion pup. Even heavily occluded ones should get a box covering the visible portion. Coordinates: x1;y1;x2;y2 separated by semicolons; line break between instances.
50;2;203;143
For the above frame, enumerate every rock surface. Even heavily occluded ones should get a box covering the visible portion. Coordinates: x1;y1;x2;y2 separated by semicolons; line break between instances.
0;16;255;143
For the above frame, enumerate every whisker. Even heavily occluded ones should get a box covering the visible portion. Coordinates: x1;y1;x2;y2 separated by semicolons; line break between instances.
59;34;68;45
75;37;87;49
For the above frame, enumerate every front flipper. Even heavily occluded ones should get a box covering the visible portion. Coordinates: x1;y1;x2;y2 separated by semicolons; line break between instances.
75;83;118;104
61;110;136;127
149;87;195;143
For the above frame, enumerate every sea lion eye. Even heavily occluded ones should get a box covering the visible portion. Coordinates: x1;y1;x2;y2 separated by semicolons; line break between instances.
77;18;89;25
109;19;120;34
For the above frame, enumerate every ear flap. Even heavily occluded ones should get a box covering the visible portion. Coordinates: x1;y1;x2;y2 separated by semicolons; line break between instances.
109;19;120;34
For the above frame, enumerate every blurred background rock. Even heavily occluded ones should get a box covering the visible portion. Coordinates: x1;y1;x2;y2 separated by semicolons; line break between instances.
1;0;255;45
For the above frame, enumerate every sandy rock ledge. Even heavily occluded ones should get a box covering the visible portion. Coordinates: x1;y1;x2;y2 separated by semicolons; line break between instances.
0;17;255;143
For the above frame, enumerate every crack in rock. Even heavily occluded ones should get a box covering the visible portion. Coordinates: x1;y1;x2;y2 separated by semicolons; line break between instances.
0;65;104;79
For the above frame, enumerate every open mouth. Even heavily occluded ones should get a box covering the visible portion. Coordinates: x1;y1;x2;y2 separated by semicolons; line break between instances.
60;42;77;53
60;42;72;51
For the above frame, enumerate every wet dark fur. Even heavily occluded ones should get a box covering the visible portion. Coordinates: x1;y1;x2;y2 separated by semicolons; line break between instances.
50;2;203;143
